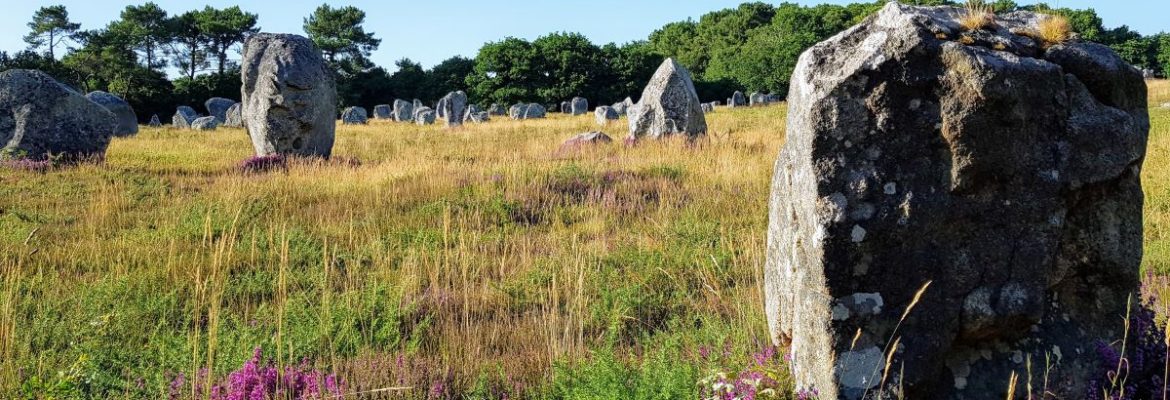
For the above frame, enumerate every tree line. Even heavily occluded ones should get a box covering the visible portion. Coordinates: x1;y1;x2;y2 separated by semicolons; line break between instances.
2;1;1168;122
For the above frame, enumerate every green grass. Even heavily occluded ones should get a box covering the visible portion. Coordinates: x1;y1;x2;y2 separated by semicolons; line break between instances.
1;83;1168;398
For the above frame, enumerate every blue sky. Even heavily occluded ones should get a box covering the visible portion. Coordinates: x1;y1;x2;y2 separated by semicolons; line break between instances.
2;0;1166;72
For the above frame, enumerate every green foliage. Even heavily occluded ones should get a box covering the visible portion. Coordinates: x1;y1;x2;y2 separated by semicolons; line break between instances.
24;5;81;60
109;2;171;70
303;4;381;64
195;6;259;74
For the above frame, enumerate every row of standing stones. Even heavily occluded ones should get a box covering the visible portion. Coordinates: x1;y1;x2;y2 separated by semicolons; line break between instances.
766;3;1151;399
1;31;715;161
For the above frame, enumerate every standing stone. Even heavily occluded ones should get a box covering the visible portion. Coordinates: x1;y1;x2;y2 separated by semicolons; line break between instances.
173;106;198;129
522;103;546;119
373;104;392;120
191;116;220;131
0;69;115;162
439;91;468;127
341;106;368;125
435;97;448;119
85;91;138;137
730;91;747;107
205;97;237;122
594;106;618;126
489;103;506;116
612;97;633;116
560;101;570;114
749;92;767;107
509;103;525;119
392;99;413;122
628;58;707;140
241;33;336;158
764;4;1149;399
148;114;162;127
414;108;435;125
570;97;588;115
224;103;243;127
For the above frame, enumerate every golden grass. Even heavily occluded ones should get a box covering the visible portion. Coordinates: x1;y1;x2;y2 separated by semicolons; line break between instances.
960;0;996;32
1035;13;1072;47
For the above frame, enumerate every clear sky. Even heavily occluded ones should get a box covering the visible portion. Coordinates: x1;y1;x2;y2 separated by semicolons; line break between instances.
2;0;1166;72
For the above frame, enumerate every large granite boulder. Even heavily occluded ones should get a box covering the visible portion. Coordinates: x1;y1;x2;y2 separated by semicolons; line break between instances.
205;97;237;122
224;103;243;127
439;91;467;127
764;4;1150;399
628;58;707;140
191;116;219;131
341;106;368;125
414;108;435;125
730;91;747;107
393;99;413;122
594;105;618;126
0;69;115;161
373;104;392;120
241;33;336;158
173;106;198;128
570;97;588;115
489;103;506;116
85;91;138;137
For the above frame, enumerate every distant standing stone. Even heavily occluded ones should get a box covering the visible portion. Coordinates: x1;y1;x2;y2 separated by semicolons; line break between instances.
393;99;413;122
191;116;220;131
205;97;237;122
413;99;423;110
0;69;115;162
612;97;633;115
341;106;368;125
241;33;336;158
149;114;162;127
439;91;468;127
85;91;138;137
489;103;506;115
373;104;392;120
560;101;570;114
570;97;588;115
749;92;767;107
522;103;547;119
415;108;436;125
465;111;490;124
224;103;243;128
594;106;618;126
173;106;198;128
628;58;707;140
730;91;747;107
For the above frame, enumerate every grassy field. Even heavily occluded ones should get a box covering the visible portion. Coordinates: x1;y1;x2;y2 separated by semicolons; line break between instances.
0;81;1168;399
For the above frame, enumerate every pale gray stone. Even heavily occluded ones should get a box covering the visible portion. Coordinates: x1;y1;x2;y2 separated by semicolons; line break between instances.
191;116;220;131
241;33;336;158
205;97;237;122
594;105;618;126
627;58;707;140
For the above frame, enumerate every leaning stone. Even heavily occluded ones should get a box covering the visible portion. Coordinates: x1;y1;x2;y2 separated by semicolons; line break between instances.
373;104;392;120
191;116;220;131
205;97;237;122
224;103;243;127
241;33;336;158
594;106;618;126
628;58;707;140
0;69;115;162
341;106;368;125
570;97;588;115
764;4;1149;399
85;91;138;137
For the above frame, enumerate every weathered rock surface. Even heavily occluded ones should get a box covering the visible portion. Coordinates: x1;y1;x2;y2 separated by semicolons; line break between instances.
628;58;707;140
224;103;243;127
0;69;115;161
390;100;411;122
341;106;368;125
241;33;336;158
595;106;618;125
558;131;612;154
173;106;198;128
612;97;634;115
438;91;467;127
570;97;588;115
191;116;219;131
86;91;138;136
764;4;1150;399
205;97;237;122
414;108;435;125
730;91;747;107
373;104;392;120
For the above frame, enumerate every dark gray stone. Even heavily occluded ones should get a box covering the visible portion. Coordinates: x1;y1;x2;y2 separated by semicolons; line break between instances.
373;104;392;120
765;4;1149;399
173;106;198;128
85;91;138;136
205;97;237;122
0;69;115;161
731;91;747;107
393;99;413;122
489;103;506;115
439;91;467;127
570;97;588;115
148;114;162;127
594;105;618;126
414;107;435;125
628;58;707;140
241;33;336;158
341;106;368;125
